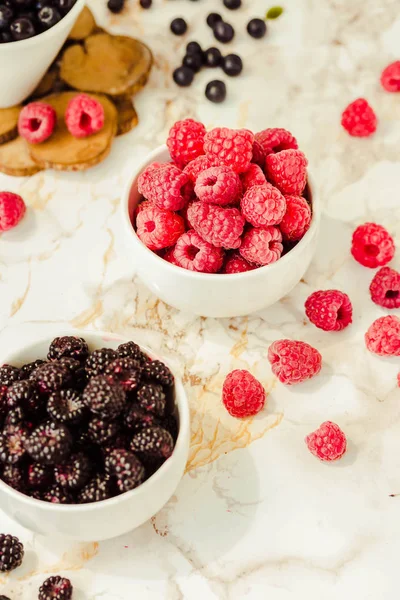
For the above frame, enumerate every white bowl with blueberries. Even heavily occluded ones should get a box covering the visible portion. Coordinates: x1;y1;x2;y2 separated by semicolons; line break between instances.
0;331;190;541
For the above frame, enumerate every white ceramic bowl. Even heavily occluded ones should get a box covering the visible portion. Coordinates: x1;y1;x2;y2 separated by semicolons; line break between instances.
0;0;85;108
120;145;321;318
0;330;190;541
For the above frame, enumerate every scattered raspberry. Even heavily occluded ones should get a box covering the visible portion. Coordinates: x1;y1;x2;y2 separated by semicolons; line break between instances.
241;183;286;227
251;139;266;166
222;252;256;274
183;155;218;183
65;93;105;138
279;195;311;241
187;202;245;249
380;61;400;92
305;421;347;462
136;204;185;251
195;166;241;206
305;290;353;331
167;118;206;167
18;102;56;144
239;226;283;266
204;127;254;174
268;339;322;385
240;163;266;192
255;127;298;155
174;230;224;273
341;98;377;137
369;266;400;309
265;149;308;195
138;163;190;211
351;222;395;268
0;192;26;233
222;369;266;418
365;315;400;356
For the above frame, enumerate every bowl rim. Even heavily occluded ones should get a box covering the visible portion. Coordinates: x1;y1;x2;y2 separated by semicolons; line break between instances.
0;329;190;512
0;0;85;50
121;144;321;281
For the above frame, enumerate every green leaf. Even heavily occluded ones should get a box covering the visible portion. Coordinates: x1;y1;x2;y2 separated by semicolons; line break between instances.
266;6;284;19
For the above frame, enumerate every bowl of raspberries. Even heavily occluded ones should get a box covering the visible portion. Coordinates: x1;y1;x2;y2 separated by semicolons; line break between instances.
0;331;190;541
121;120;320;318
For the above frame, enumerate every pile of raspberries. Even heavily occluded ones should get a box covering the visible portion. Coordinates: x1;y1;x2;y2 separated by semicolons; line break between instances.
134;119;312;273
0;336;178;505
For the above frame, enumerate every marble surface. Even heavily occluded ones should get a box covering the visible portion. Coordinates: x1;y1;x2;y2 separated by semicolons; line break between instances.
1;0;400;598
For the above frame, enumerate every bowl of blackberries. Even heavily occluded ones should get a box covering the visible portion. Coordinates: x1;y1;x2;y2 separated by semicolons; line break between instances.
0;331;190;541
0;0;85;108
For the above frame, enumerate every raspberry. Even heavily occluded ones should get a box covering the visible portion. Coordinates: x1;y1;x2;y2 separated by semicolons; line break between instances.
85;347;117;377
239;226;283;266
124;404;159;431
183;155;217;183
79;474;113;503
163;246;180;266
380;61;400;92
0;534;24;572
105;448;145;493
138;163;190;211
241;183;286;227
136;204;185;251
255;127;298;156
351;222;395;268
251;139;266;167
305;290;353;332
65;93;104;138
27;463;53;489
24;421;73;465
48;336;89;362
222;252;256;274
268;339;322;385
82;375;126;419
30;362;69;393
43;484;72;504
143;359;174;387
305;421;347;462
341;98;377;137
117;341;148;364
88;417;120;445
0;192;26;233
240;163;266;192
195;166;241;206
167;118;206;167
137;383;166;416
0;423;28;464
222;370;266;418
38;575;73;600
130;425;174;459
47;388;86;424
105;357;142;392
54;453;92;491
204;127;254;173
18;102;56;144
0;365;20;386
174;230;224;273
265;149;308;195
137;162;169;197
369;266;400;309
187;202;245;249
365;315;400;356
279;195;311;241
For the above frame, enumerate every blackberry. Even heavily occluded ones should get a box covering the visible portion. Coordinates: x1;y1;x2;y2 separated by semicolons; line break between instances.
43;484;72;504
24;421;73;465
105;449;145;493
85;348;117;378
82;375;126;419
27;462;53;489
141;455;166;479
88;417;119;445
102;431;131;454
75;431;104;469
47;388;86;424
137;383;166;417
6;380;35;409
161;414;179;443
143;360;174;387
39;576;73;600
124;404;159;432
0;534;24;572
1;464;25;492
117;341;148;365
20;359;46;380
105;357;142;392
130;426;174;459
30;362;69;393
0;386;8;418
48;336;89;362
5;406;25;426
58;357;81;374
79;474;113;503
0;365;20;386
54;453;91;491
0;424;28;464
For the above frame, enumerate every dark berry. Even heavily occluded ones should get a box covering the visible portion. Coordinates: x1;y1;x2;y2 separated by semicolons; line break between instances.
30;362;69;393
206;12;222;28
38;5;61;28
0;424;28;464
137;383;166;417
47;388;86;424
1;464;25;491
82;375;126;419
0;5;13;30
170;17;187;36
43;484;72;504
39;575;73;600
130;425;174;459
54;452;91;491
88;416;119;445
20;359;45;380
0;534;24;572
6;380;33;408
205;80;227;103
161;414;179;443
10;17;36;40
58;356;81;375
204;47;222;67
223;0;241;8
186;41;202;55
117;341;147;364
107;0;124;13
143;360;174;387
0;595;11;600
183;52;203;73
222;54;243;76
27;462;53;489
213;21;235;43
173;66;194;87
247;18;267;39
139;0;152;7
0;365;20;386
0;31;12;42
48;336;89;362
79;474;113;503
105;357;142;392
85;348;118;378
5;406;25;426
56;0;77;15
24;421;73;465
124;403;159;432
105;448;145;493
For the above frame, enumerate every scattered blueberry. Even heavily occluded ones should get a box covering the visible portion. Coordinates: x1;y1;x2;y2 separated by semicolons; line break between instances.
107;0;125;12
213;20;235;43
223;54;243;77
173;66;194;87
247;18;267;39
170;17;187;36
205;80;227;103
186;40;202;55
223;0;242;9
183;52;203;73
204;47;222;68
139;0;152;7
206;12;222;28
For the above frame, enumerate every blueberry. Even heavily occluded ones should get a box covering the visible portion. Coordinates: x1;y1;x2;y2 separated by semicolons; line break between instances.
14;0;34;7
183;52;203;73
205;80;227;103
223;0;241;9
56;0;76;14
206;12;222;28
10;17;36;40
213;21;234;43
170;17;187;36
0;4;13;30
204;47;222;68
247;18;267;39
38;5;61;28
186;41;202;55
107;0;124;13
222;54;243;77
0;30;12;42
173;66;194;87
139;0;152;7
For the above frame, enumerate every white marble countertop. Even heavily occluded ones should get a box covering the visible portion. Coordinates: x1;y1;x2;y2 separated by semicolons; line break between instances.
1;0;400;598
